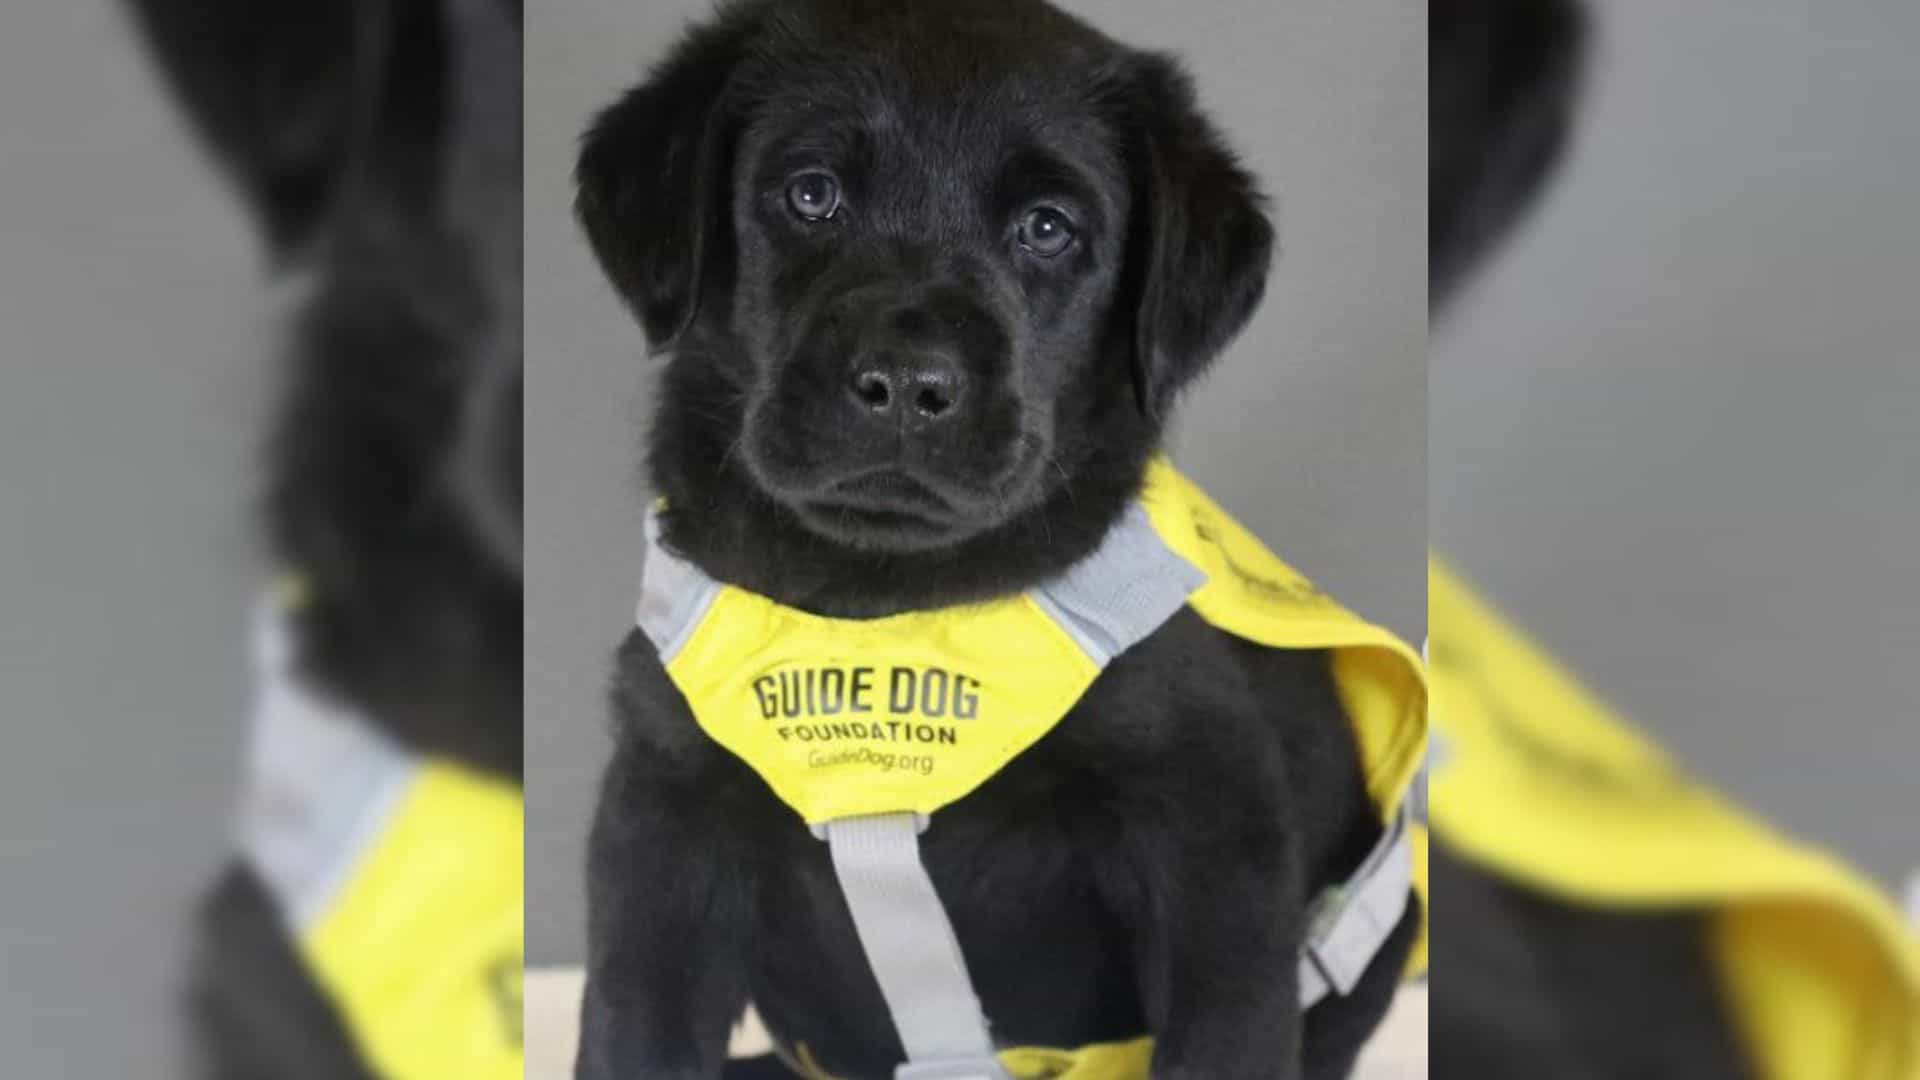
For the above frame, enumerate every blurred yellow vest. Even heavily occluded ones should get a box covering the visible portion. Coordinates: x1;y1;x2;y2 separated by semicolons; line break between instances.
1429;558;1920;1079
298;763;525;1080
244;592;524;1080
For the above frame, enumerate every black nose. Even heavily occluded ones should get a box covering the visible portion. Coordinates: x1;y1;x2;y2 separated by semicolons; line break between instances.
848;349;966;424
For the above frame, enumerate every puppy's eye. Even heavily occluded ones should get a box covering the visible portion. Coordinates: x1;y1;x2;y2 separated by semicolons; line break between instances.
786;172;842;221
1017;207;1075;257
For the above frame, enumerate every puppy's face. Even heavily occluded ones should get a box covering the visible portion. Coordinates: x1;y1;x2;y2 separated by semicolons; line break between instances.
580;0;1273;555
727;38;1134;550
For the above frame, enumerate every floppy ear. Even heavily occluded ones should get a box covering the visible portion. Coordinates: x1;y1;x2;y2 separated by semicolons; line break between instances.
575;11;758;348
1117;55;1276;418
1431;0;1588;309
124;0;448;259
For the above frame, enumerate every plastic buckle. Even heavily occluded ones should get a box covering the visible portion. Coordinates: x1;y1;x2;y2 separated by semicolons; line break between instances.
895;1056;1014;1080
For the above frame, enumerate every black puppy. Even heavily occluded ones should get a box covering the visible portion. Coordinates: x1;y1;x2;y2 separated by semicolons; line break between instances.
575;2;1415;1078
1429;2;1753;1077
127;0;523;1075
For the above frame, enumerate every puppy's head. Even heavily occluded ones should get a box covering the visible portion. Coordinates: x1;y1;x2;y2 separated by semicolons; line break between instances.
132;0;525;776
579;0;1271;556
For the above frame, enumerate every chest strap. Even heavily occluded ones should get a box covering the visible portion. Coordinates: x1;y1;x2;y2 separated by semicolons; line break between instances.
640;503;1412;1078
819;813;1008;1080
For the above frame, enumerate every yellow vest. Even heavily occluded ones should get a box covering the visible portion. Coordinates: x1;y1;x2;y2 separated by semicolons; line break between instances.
645;461;1427;1078
1430;558;1920;1080
242;592;525;1080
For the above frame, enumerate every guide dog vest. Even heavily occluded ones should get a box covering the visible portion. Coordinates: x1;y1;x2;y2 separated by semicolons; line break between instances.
638;460;1428;1079
1430;559;1920;1080
238;588;525;1080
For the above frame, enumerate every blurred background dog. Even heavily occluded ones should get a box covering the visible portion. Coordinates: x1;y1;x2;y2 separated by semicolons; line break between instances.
126;0;523;1075
1432;1;1920;1076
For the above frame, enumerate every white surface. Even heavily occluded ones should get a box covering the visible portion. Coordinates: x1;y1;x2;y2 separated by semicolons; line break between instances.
525;968;1428;1078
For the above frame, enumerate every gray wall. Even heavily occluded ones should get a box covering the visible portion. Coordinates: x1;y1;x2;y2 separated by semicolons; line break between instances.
527;1;1428;964
1433;0;1920;889
0;3;270;1075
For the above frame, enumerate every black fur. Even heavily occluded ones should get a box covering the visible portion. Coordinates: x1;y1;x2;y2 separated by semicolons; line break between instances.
1430;3;1752;1077
128;0;523;1075
574;3;1409;1078
1431;845;1753;1079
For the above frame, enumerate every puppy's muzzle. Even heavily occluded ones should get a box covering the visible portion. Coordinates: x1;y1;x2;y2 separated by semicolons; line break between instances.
845;303;970;431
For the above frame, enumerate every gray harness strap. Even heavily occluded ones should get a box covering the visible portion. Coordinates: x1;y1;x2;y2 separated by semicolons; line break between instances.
1027;502;1208;664
1300;804;1414;1004
819;814;1011;1080
637;501;1416;1077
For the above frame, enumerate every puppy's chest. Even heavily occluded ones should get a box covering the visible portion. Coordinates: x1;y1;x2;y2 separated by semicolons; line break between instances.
745;647;1272;1060
755;620;1283;917
751;796;1143;1068
750;729;1146;999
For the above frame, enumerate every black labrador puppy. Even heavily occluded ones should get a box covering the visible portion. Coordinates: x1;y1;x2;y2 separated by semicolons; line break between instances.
575;2;1415;1078
1430;1;1753;1077
127;0;522;1075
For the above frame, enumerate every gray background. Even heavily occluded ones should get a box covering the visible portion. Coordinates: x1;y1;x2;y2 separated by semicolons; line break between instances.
1434;0;1920;890
527;0;1428;964
0;3;270;1075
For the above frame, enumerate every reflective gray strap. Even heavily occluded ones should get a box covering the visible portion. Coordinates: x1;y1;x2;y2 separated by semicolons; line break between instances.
1299;805;1414;1006
636;507;722;663
641;500;1204;669
1029;502;1207;665
819;814;1012;1080
239;599;418;931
